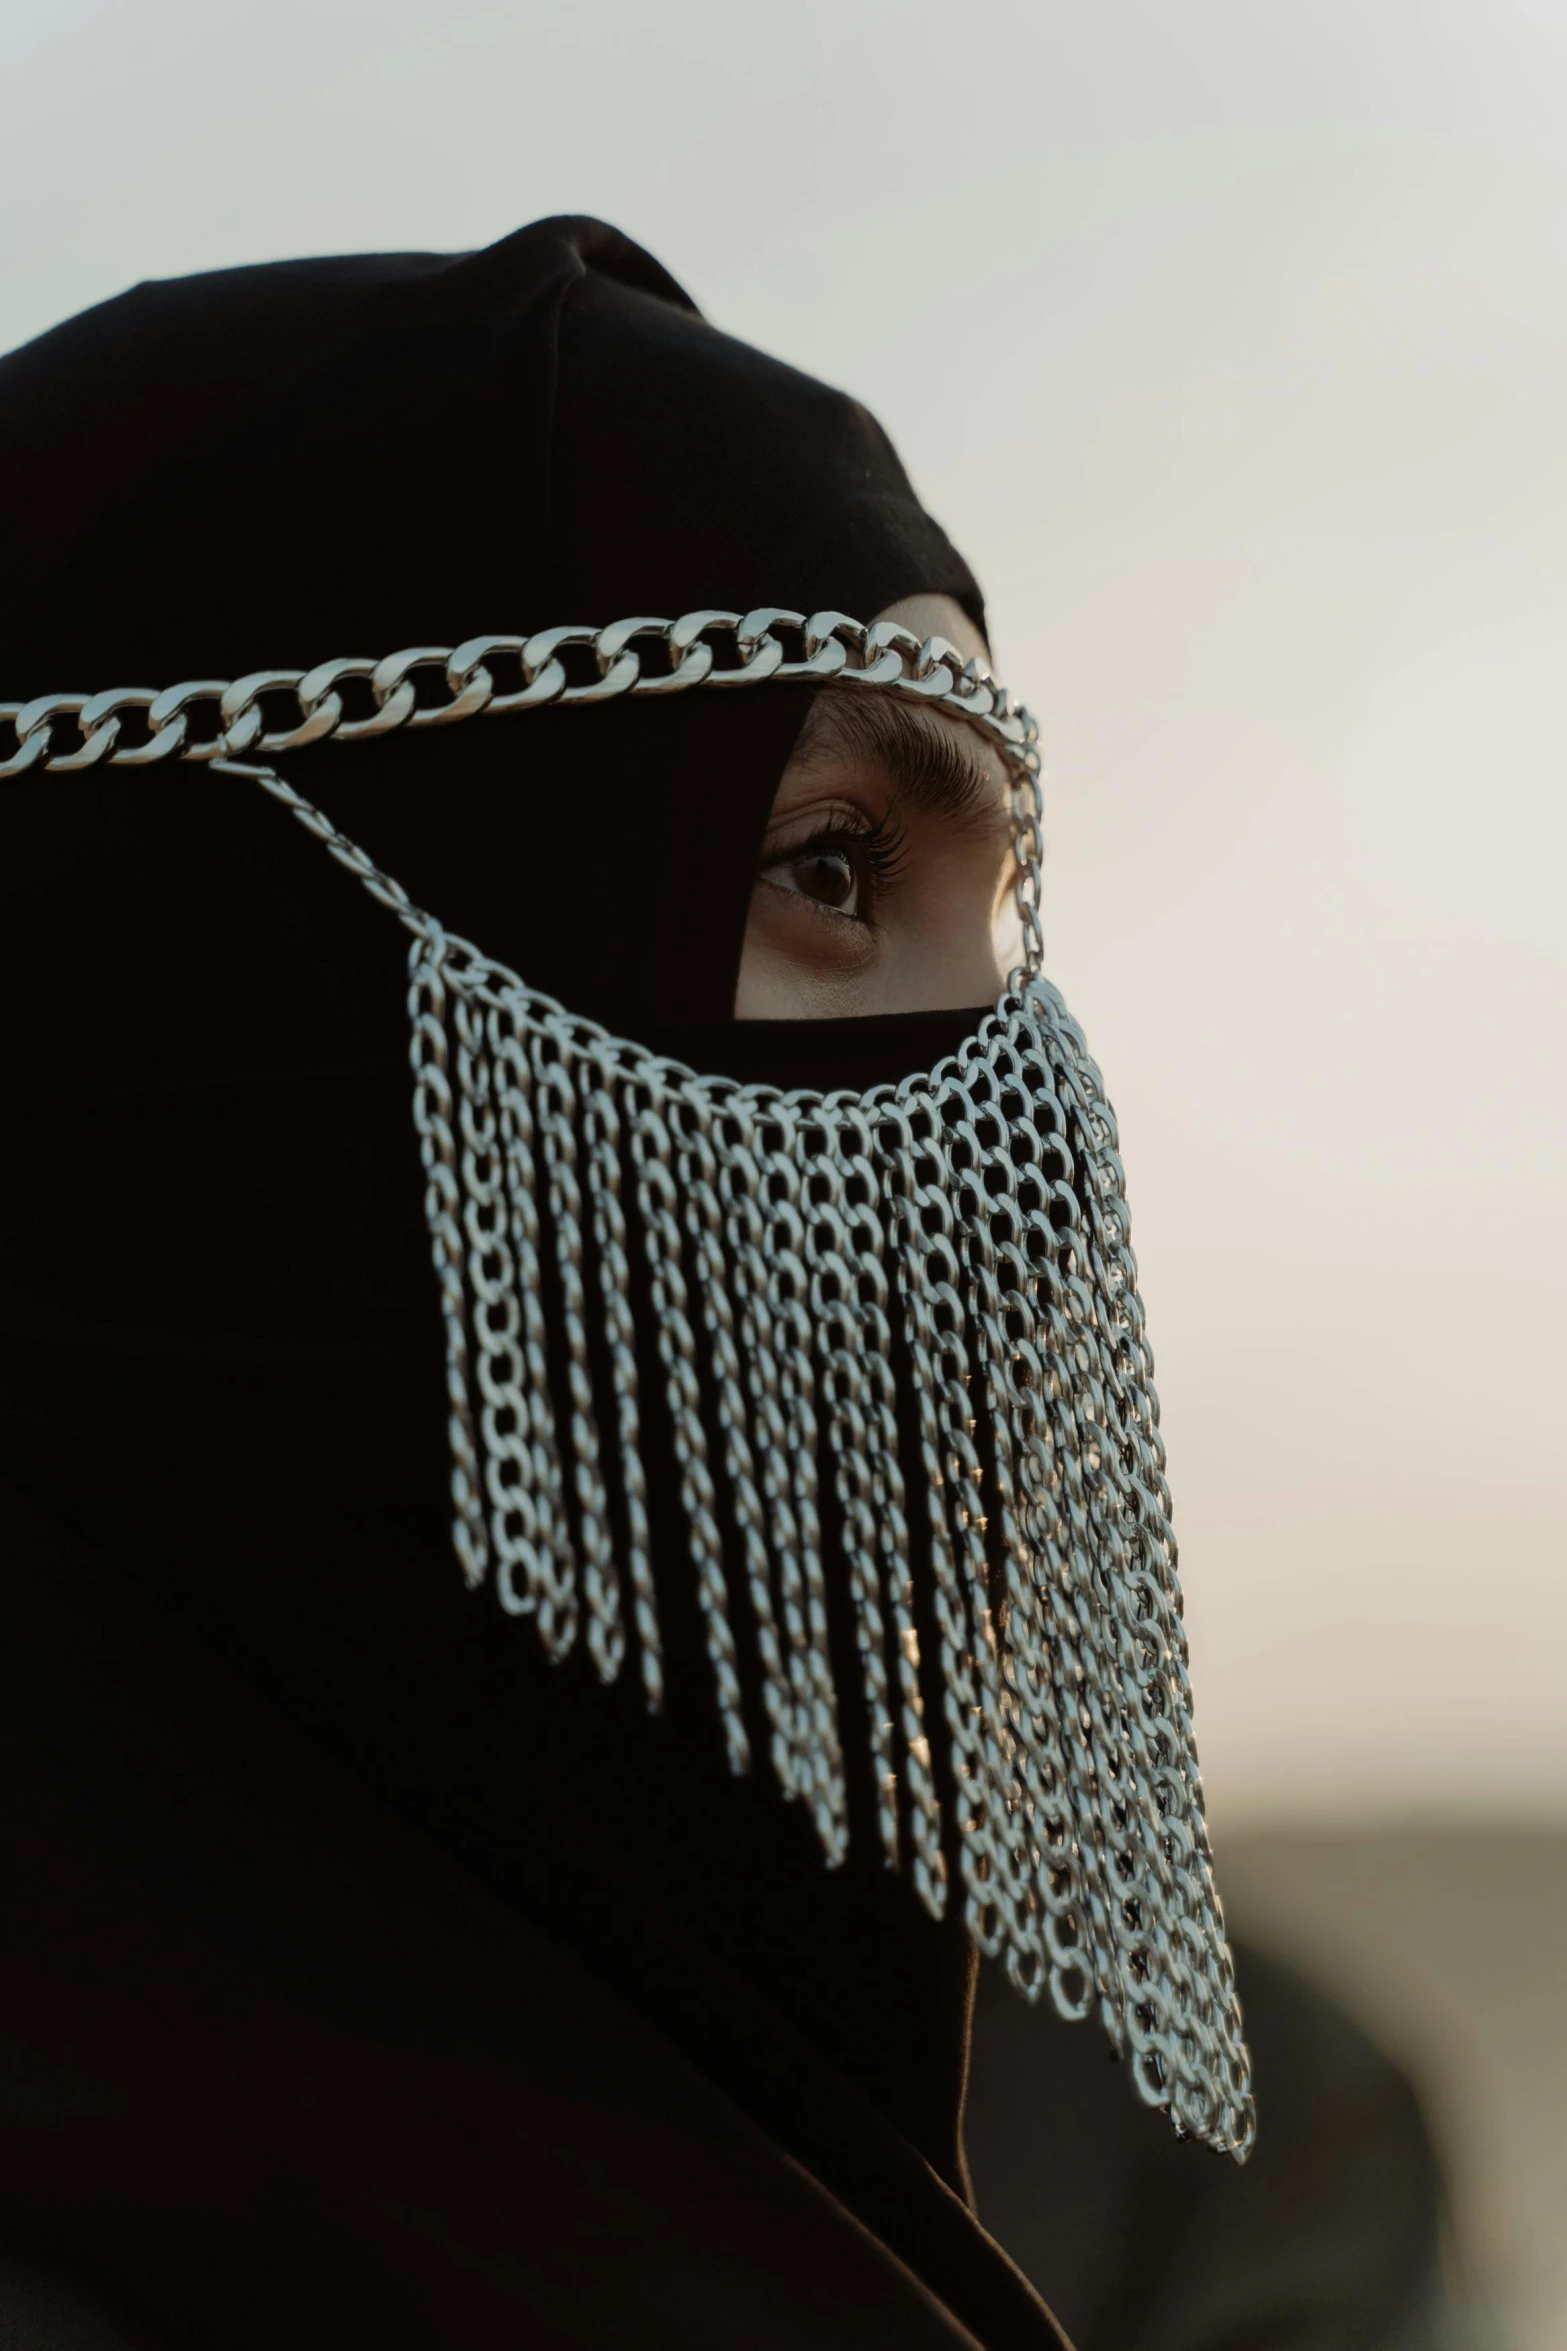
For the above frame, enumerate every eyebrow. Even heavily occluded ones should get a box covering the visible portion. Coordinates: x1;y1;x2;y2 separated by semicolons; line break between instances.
791;687;1007;833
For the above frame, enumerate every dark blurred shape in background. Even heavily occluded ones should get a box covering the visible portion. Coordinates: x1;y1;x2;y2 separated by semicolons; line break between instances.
970;1941;1468;2350
970;1824;1567;2349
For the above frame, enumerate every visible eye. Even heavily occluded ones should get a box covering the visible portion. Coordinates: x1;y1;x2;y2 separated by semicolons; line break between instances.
756;816;905;926
766;842;860;914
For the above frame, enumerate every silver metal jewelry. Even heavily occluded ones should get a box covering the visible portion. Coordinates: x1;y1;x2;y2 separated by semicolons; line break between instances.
3;608;1254;2156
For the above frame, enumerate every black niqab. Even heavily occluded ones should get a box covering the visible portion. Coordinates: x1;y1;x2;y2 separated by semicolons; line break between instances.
0;219;1068;2348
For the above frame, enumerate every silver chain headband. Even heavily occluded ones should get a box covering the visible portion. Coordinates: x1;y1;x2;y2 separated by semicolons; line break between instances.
5;608;1254;2157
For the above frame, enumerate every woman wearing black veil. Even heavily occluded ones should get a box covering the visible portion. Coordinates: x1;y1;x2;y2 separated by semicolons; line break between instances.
0;217;1254;2348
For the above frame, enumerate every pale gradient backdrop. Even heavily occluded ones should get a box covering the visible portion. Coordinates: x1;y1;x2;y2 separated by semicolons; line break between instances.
4;0;1563;1829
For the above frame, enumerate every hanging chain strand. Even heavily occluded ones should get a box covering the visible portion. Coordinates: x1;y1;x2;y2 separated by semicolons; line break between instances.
13;610;1253;2158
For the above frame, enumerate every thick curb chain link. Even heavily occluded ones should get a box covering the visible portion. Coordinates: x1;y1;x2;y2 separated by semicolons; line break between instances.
9;606;1044;1005
0;605;1037;776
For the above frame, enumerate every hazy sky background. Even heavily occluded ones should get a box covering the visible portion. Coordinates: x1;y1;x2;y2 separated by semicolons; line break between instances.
3;0;1562;1826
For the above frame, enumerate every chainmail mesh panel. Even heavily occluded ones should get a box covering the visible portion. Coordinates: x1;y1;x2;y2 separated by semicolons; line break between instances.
408;928;1253;2157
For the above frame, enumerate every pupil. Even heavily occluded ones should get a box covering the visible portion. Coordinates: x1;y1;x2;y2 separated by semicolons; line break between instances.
800;850;854;909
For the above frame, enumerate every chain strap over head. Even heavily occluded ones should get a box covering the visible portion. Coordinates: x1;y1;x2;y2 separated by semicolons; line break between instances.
8;605;1252;2157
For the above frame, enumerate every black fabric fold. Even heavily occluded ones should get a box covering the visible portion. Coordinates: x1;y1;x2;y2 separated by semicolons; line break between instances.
2;1473;1064;2351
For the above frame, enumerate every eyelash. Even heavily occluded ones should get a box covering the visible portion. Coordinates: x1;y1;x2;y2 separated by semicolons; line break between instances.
771;810;908;914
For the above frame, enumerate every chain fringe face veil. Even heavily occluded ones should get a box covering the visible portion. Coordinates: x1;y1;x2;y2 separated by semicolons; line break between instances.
0;220;1251;2162
1;606;1252;2159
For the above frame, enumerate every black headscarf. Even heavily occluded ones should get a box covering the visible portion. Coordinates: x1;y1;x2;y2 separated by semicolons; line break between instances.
0;219;1068;2348
0;213;982;1034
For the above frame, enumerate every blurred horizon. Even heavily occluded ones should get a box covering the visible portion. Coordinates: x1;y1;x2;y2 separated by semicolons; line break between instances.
2;0;1563;1833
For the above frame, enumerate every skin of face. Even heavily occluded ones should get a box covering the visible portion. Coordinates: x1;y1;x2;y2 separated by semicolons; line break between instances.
734;593;1021;1019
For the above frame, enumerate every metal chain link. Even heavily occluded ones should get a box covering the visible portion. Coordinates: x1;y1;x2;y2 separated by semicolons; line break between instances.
581;1067;664;1713
832;1099;947;1915
0;604;1035;785
451;980;550;1617
528;1029;625;1686
630;1097;752;1780
717;1105;850;1863
800;1110;902;1870
677;1100;803;1807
